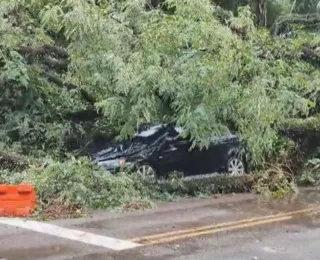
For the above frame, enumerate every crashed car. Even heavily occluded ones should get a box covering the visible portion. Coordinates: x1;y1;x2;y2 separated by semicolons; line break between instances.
91;124;247;178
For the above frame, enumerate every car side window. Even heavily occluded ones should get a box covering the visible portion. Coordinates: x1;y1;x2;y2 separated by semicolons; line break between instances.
164;127;179;142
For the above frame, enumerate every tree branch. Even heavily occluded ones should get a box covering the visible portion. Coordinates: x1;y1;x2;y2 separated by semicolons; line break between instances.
110;15;139;36
18;45;69;71
300;46;320;65
43;72;101;121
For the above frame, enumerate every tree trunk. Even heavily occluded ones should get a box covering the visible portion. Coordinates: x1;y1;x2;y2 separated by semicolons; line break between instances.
254;0;268;27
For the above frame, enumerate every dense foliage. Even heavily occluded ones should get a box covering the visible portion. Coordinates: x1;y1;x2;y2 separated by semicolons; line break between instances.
1;0;320;212
1;0;320;163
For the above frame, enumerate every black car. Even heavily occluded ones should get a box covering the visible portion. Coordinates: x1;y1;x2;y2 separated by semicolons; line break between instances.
92;124;247;178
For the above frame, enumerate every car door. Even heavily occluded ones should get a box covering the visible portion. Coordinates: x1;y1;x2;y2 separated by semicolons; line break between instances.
188;142;226;175
156;135;192;176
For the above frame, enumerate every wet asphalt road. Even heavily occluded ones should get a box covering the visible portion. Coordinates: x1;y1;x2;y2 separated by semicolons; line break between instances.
0;188;320;260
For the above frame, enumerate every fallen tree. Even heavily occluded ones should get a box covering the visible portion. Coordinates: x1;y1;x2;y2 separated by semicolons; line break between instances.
1;0;320;175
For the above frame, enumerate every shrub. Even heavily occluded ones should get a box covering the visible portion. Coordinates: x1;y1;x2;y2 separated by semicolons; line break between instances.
252;164;297;198
24;157;156;210
299;158;320;186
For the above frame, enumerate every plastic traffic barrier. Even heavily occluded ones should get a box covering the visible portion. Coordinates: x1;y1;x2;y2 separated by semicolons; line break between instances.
0;184;37;217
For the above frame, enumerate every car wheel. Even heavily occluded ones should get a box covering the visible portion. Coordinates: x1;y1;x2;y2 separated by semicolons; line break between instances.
226;157;246;176
135;163;156;181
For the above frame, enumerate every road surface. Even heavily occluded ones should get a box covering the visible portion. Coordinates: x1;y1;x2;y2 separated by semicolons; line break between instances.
0;188;320;260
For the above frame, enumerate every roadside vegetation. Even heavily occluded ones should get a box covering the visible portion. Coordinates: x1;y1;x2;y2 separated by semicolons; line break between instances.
1;0;320;215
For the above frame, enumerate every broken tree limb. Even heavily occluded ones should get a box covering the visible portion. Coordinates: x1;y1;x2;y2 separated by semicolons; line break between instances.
42;55;68;71
18;45;69;71
43;72;96;105
272;14;320;36
64;108;101;122
18;44;69;59
300;46;320;65
42;72;76;89
0;151;28;171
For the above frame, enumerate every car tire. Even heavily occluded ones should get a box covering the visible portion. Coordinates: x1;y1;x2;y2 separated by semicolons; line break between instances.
226;156;246;176
135;163;157;181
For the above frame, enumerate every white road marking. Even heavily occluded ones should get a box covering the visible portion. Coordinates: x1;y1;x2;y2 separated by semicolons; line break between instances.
262;246;286;253
262;246;277;253
0;218;141;251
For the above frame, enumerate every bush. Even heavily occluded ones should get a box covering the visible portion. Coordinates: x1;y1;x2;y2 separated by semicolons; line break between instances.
23;157;158;210
252;164;297;198
299;158;320;186
0;169;26;184
160;173;254;196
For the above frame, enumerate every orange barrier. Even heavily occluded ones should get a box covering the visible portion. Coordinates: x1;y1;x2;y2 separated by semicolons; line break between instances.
0;184;37;217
